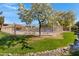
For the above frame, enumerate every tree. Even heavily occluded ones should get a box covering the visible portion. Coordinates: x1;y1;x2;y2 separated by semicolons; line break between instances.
18;3;32;25
71;21;79;34
64;11;75;31
71;25;78;33
55;11;75;31
32;3;53;36
48;11;65;31
18;4;33;49
0;11;4;31
53;11;64;31
75;21;79;27
18;3;33;35
75;21;79;32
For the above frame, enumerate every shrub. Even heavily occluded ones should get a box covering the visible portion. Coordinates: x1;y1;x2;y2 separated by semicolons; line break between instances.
0;35;30;49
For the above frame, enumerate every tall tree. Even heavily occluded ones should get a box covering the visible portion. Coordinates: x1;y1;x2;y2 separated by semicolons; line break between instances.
18;3;32;25
32;3;53;36
55;11;75;31
0;11;4;31
49;11;65;31
64;11;75;31
18;3;33;35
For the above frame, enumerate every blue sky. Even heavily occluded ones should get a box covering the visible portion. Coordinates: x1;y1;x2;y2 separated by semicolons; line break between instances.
0;3;79;25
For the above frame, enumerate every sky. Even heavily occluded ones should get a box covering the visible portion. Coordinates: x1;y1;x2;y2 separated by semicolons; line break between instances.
0;3;79;25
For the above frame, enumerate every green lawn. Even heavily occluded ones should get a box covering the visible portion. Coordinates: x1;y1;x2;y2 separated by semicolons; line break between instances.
0;32;10;38
0;32;75;55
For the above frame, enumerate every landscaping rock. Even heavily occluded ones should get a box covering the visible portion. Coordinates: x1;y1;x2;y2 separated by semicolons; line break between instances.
24;46;70;56
8;53;12;56
70;39;79;53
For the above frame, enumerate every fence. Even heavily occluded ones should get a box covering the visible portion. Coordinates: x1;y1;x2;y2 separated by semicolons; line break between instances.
1;25;63;36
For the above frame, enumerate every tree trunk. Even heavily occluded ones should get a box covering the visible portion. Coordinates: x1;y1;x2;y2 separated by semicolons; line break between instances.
39;21;41;37
52;23;55;32
52;23;53;32
69;26;71;32
13;23;16;35
0;27;1;32
0;24;2;31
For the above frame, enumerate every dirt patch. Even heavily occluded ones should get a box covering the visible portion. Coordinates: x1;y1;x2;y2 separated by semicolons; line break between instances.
28;33;63;42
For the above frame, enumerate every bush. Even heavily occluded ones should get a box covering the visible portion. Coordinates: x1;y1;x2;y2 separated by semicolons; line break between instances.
70;51;79;56
0;35;30;49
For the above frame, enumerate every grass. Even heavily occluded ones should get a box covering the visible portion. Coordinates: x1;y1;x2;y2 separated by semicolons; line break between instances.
0;32;10;38
28;32;75;52
0;32;75;55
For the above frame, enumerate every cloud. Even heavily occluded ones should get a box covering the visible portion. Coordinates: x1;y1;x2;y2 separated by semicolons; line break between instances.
1;4;18;10
4;5;17;10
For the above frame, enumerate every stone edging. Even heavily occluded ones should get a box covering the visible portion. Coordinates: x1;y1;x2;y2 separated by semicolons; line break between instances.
0;46;70;56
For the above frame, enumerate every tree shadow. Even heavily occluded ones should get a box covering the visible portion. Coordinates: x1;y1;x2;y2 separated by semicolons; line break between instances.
70;51;79;56
0;35;34;50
